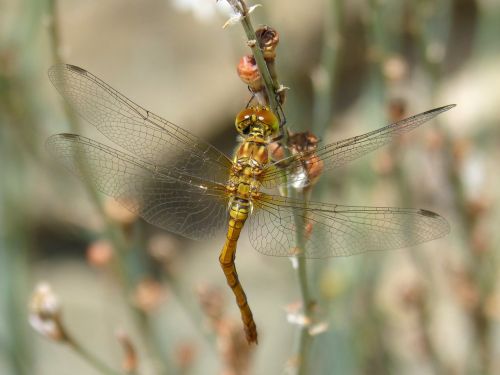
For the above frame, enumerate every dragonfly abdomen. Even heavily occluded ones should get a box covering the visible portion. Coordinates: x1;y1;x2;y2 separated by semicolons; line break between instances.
219;198;258;343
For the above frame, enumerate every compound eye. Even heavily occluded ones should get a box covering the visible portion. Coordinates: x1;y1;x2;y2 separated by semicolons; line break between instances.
235;108;255;125
255;107;279;136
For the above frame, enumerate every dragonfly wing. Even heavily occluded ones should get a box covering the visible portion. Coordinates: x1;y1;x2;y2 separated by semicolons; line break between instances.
248;194;449;258
48;64;232;185
261;105;455;188
47;133;229;240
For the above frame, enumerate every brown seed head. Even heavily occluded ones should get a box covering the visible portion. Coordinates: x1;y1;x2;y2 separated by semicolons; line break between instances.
116;330;138;373
304;154;324;186
255;26;279;61
288;131;320;154
288;131;324;188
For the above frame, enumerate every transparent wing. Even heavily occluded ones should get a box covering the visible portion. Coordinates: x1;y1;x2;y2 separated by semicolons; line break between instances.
47;133;229;240
248;194;449;258
261;105;455;188
48;64;232;185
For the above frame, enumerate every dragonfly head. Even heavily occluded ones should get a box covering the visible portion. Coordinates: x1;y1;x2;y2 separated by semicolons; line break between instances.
235;106;279;138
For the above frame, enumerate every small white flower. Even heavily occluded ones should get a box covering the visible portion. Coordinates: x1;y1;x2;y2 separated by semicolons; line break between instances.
30;282;60;315
29;282;67;341
284;301;311;327
171;0;233;22
308;321;329;336
286;311;311;327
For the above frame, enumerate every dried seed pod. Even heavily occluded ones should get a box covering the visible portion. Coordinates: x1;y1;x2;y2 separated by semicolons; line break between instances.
288;131;320;153
116;330;138;373
255;26;280;61
303;154;324;186
237;55;263;93
255;26;284;103
288;131;324;188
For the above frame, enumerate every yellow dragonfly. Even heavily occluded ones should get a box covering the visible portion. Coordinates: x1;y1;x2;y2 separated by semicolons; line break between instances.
47;64;454;344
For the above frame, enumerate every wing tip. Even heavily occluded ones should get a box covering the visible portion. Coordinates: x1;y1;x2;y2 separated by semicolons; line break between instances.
66;64;88;75
45;133;80;151
439;103;456;111
418;208;439;218
418;209;451;237
428;103;456;115
48;63;88;80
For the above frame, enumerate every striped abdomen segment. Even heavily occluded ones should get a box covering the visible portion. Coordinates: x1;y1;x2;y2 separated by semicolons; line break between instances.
219;199;257;344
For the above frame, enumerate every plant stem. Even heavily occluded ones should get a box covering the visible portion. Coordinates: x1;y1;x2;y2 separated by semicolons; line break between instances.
46;2;173;373
292;189;314;375
228;2;315;372
233;1;285;136
66;334;123;375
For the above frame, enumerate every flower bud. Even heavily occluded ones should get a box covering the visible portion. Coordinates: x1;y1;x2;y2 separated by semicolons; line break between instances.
237;55;263;92
87;239;114;268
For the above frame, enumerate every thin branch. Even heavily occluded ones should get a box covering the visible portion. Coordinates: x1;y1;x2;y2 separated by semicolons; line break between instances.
66;334;123;375
225;2;316;373
227;0;287;142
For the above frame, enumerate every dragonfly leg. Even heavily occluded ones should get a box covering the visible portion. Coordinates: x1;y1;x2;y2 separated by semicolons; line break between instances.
219;218;258;344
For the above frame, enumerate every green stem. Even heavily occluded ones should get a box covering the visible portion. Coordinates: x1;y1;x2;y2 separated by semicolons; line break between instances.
229;2;315;371
311;0;342;138
45;2;173;373
231;3;320;373
292;189;314;375
234;1;285;138
66;335;123;375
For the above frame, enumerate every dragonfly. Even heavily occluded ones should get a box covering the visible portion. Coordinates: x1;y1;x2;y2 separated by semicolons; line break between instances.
46;64;454;344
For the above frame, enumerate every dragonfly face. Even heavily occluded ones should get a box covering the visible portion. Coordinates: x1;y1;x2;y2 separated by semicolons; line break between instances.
46;64;454;344
235;106;279;138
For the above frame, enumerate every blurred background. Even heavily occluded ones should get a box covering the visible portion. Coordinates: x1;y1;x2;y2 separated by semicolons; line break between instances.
1;0;499;374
